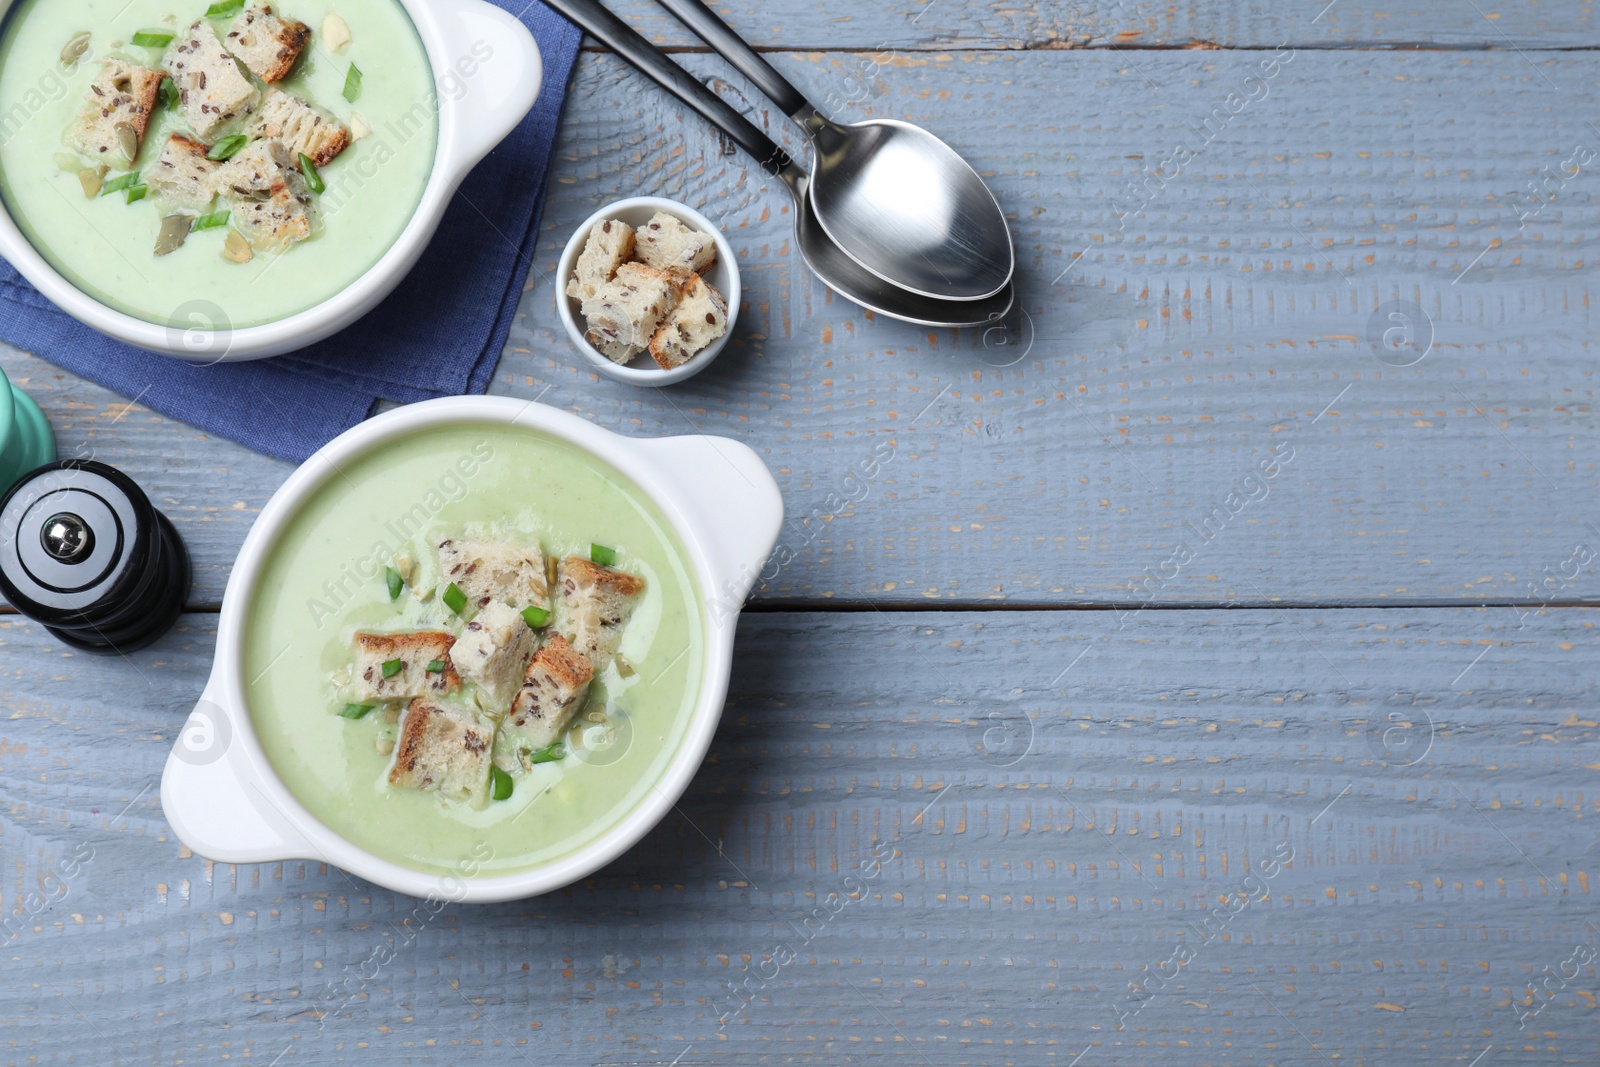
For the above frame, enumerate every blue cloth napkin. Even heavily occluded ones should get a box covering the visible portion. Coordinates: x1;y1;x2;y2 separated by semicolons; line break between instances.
0;2;582;464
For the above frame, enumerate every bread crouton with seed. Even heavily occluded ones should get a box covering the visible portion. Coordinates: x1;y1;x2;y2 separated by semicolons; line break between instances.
387;698;495;804
451;600;539;711
69;59;166;164
634;211;717;277
225;5;311;83
145;134;219;211
349;630;460;702
505;634;594;751
559;557;645;673
566;218;635;304
437;537;550;613
582;262;679;365
213;140;314;252
163;20;261;139
251;88;350;168
648;272;728;369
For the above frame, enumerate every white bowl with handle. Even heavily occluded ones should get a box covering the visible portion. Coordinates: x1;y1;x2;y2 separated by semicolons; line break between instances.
0;0;542;362
160;396;782;901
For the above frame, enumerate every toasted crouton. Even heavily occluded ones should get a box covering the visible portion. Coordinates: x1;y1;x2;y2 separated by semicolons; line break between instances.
505;634;594;751
145;134;219;211
566;218;635;305
69;59;166;164
251;88;350;168
559;557;645;673
451;600;539;711
163;20;261;139
349;630;460;702
213;140;314;252
437;537;550;613
387;698;495;804
225;5;311;83
649;273;728;369
634;211;718;277
582;262;679;365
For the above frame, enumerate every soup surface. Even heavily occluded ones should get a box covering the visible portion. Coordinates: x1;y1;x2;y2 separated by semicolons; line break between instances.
0;0;436;328
243;423;706;877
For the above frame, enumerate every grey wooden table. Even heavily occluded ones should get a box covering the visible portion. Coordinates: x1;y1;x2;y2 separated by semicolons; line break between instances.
3;2;1598;1064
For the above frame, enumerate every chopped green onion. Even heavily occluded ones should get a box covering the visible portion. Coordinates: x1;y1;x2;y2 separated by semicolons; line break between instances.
298;152;325;194
490;766;513;801
205;0;246;17
339;703;374;719
342;63;362;103
207;135;248;162
125;184;148;204
425;659;445;674
529;743;566;765
521;605;551;628
589;544;617;567
381;657;402;679
192;209;230;231
159;77;178;110
442;582;468;615
100;171;139;196
385;565;403;601
131;30;174;47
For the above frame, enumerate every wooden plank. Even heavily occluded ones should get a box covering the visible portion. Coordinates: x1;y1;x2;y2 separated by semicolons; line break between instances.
4;49;1599;609
594;0;1600;51
1;607;1594;1063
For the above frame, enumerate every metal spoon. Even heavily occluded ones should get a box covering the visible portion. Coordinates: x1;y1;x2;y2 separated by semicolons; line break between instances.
541;0;1014;329
655;0;1014;303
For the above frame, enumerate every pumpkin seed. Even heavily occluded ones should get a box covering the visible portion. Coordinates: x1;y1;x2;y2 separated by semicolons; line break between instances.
77;168;103;198
153;214;193;257
60;32;91;68
223;229;253;263
114;122;138;164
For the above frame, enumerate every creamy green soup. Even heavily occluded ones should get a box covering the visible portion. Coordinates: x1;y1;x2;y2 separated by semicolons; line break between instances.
0;0;436;328
243;424;706;878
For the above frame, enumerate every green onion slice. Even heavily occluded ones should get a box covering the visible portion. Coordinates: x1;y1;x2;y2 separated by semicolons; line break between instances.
442;582;468;615
159;78;178;110
298;152;325;194
207;135;247;162
589;544;617;567
385;565;403;601
521;605;551;628
205;0;245;17
100;172;139;196
342;63;362;103
425;659;445;674
490;766;513;801
131;30;174;47
125;184;148;204
380;657;402;679
192;209;230;231
339;703;374;719
529;743;566;765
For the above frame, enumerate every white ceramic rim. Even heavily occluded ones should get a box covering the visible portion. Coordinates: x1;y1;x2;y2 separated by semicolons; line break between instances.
0;0;543;361
160;396;783;901
556;196;741;387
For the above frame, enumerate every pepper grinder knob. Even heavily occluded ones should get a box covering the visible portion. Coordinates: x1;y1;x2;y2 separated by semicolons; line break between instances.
0;460;191;654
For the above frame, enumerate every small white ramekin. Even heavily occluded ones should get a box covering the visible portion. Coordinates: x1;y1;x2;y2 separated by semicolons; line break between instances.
556;196;741;387
0;0;543;361
160;396;782;901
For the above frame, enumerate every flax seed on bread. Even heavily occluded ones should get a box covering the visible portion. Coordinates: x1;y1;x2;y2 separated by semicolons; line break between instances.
505;634;594;751
145;134;219;211
634;211;717;277
69;59;166;164
566;218;635;304
163;20;261;139
349;630;460;702
387;698;495;804
559;557;645;674
437;537;551;613
648;272;728;369
225;5;311;83
213;140;314;252
582;262;679;365
251;88;350;168
452;599;539;711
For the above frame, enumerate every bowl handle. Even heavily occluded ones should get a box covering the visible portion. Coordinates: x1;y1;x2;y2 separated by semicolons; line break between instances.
630;435;783;621
431;0;545;182
160;679;319;865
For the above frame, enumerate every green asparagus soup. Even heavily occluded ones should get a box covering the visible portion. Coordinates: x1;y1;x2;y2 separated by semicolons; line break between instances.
0;0;436;328
243;424;706;878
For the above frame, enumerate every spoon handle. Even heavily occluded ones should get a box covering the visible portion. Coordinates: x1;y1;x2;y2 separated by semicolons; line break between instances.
653;0;813;121
541;0;795;176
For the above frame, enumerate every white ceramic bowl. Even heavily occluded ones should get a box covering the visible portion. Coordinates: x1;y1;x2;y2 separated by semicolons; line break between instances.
0;0;542;362
160;396;782;901
556;197;741;386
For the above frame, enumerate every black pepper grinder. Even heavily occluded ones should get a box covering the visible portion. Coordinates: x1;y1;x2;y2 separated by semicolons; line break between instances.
0;460;191;654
